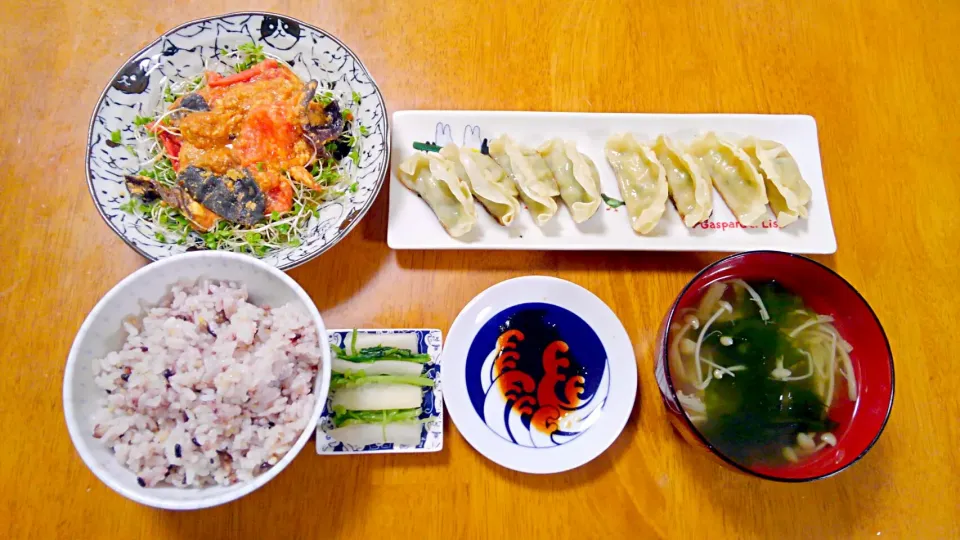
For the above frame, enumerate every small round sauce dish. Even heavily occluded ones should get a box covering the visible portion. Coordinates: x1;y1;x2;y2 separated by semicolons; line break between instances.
443;276;637;474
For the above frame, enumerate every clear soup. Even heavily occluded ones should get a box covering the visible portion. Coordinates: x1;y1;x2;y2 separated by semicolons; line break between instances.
668;279;858;467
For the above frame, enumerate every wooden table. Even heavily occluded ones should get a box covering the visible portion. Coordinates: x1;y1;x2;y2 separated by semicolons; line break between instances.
2;1;958;538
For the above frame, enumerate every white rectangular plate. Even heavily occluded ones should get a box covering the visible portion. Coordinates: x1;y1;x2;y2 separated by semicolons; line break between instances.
316;329;443;455
388;111;837;254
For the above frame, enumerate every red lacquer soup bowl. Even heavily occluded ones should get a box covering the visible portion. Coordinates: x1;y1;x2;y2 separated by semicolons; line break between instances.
654;251;894;482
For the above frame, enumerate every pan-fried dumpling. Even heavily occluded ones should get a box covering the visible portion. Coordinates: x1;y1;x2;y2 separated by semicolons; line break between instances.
653;135;713;227
440;143;521;226
740;137;811;227
537;139;602;223
488;135;559;226
688;132;768;226
397;152;476;237
604;133;669;234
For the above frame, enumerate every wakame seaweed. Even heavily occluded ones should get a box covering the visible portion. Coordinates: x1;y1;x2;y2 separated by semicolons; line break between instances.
674;281;847;467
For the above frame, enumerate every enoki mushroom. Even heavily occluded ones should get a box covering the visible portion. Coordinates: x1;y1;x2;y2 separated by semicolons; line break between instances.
694;301;733;388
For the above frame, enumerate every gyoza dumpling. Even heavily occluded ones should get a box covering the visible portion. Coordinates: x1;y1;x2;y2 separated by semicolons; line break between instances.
740;137;812;227
488;134;559;226
653;135;713;227
537;139;602;223
440;144;521;226
688;132;768;226
604;133;669;234
397;152;476;237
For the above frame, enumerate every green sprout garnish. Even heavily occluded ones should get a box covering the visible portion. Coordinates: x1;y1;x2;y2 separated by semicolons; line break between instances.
314;91;335;106
235;41;266;72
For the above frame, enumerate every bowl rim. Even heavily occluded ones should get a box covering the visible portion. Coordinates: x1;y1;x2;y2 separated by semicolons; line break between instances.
658;250;895;482
62;251;331;509
84;11;391;271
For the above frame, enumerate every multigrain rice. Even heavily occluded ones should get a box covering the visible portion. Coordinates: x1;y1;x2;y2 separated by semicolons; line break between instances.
91;281;321;488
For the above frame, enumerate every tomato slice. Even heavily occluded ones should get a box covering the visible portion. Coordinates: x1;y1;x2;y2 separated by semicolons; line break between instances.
157;131;182;171
233;103;299;167
207;59;279;88
263;180;294;214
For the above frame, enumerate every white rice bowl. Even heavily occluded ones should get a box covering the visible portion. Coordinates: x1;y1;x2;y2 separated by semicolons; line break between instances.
64;252;330;510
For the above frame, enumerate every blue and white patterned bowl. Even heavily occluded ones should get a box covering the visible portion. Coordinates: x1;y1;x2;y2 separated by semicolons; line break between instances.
86;12;389;270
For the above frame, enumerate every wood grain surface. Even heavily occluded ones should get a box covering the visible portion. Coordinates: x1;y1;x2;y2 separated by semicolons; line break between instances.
1;1;958;538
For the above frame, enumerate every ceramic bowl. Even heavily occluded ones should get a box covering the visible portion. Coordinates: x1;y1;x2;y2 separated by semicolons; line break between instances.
86;12;389;270
654;251;894;481
63;252;331;509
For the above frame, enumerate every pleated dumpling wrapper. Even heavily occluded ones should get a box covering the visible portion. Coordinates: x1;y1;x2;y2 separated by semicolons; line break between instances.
740;137;812;227
440;143;522;226
604;133;669;234
688;132;768;226
397;152;477;237
488;134;560;226
653;135;713;227
537;139;602;223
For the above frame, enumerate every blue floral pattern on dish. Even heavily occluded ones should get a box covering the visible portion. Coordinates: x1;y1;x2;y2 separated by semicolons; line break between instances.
316;329;444;454
86;12;389;270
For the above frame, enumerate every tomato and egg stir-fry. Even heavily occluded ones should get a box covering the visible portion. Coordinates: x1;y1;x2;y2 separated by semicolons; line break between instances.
123;47;358;254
